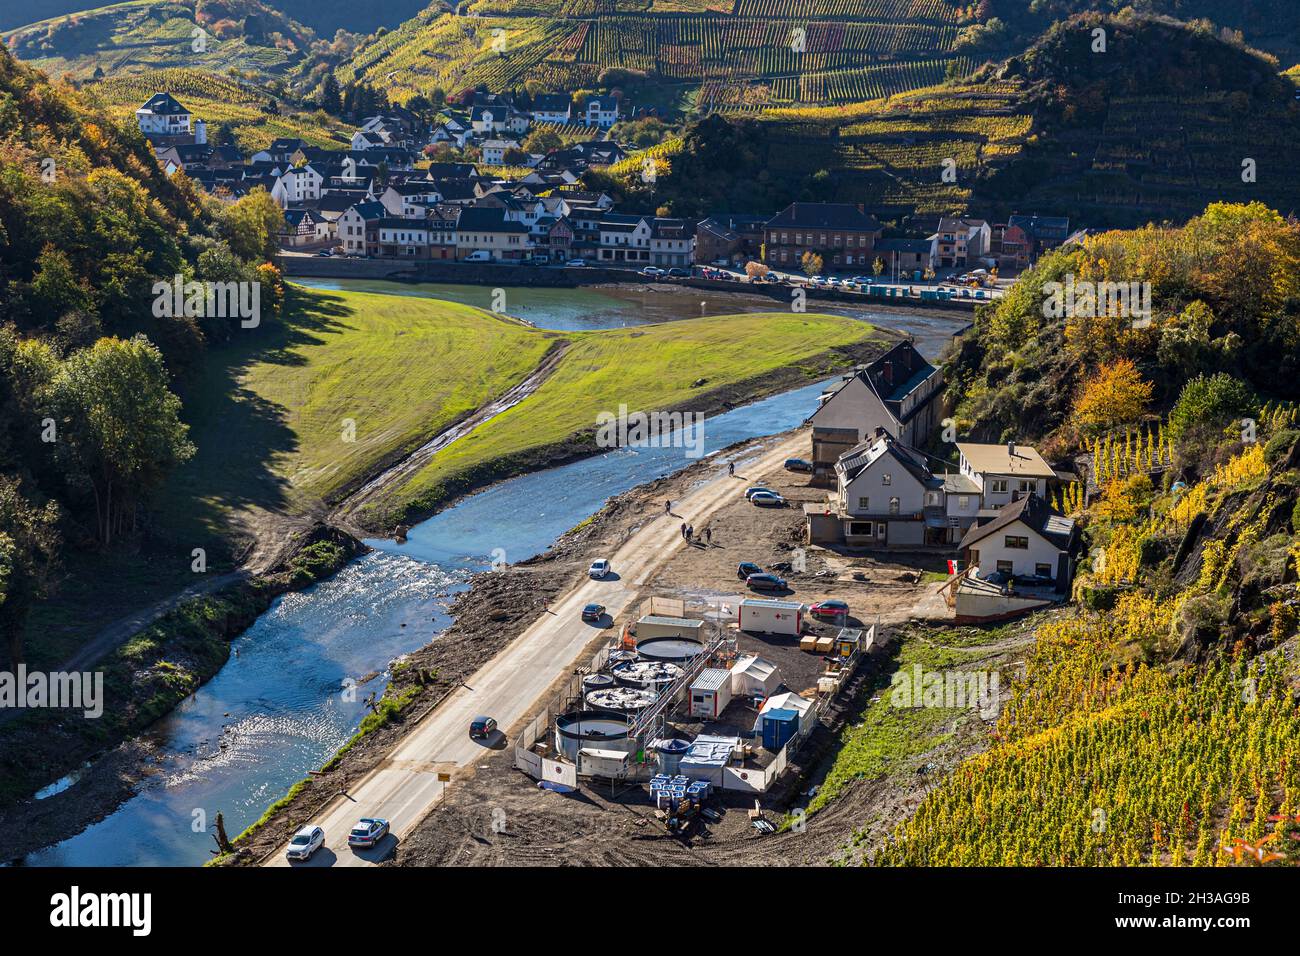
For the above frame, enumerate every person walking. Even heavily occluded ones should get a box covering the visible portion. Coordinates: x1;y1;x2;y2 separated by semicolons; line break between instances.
681;522;687;539
728;461;735;477
704;527;712;545
665;499;672;514
686;524;694;543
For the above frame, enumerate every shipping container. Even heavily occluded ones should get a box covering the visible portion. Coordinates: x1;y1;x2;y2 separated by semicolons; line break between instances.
689;668;733;718
738;599;803;636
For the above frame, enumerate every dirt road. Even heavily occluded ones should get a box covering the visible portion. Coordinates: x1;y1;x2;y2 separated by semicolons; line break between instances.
265;430;807;867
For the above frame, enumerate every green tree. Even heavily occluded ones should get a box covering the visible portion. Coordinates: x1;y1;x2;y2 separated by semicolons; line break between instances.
320;74;342;115
0;477;60;666
49;337;194;545
219;188;283;262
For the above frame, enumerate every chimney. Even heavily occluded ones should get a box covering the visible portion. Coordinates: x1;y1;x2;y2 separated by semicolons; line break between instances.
875;426;887;440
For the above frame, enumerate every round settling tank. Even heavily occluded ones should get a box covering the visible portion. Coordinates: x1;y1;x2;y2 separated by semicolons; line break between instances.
585;686;656;713
636;636;705;664
554;709;635;762
581;673;615;698
611;659;683;691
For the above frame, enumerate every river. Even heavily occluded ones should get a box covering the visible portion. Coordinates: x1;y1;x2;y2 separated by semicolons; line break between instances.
20;285;965;866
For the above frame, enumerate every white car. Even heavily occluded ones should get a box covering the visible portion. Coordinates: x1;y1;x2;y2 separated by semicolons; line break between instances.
589;559;611;579
565;259;587;267
286;825;325;862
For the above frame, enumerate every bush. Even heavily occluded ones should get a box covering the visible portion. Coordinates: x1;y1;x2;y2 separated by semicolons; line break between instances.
1167;373;1256;445
1264;428;1300;464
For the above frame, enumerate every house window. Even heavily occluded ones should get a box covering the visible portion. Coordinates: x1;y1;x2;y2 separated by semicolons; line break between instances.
1035;563;1052;577
958;495;970;509
857;497;870;511
848;521;873;537
990;479;1008;494
1018;480;1034;493
1005;535;1029;550
889;497;900;515
881;473;891;485
996;560;1014;574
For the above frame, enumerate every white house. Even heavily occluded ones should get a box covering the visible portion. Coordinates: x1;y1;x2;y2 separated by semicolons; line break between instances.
959;492;1077;590
379;182;444;219
807;340;944;453
598;214;651;264
532;94;572;124
956;441;1056;511
136;92;193;139
584;96;619;128
270;164;325;208
649;217;695;267
817;432;947;548
933;217;992;268
480;139;514;166
337;201;385;255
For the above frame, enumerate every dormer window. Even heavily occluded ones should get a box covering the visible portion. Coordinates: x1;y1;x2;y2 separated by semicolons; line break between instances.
881;473;891;485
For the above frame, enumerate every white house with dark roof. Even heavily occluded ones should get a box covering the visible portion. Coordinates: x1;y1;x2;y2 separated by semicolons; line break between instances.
584;96;620;128
959;492;1077;590
532;94;572;124
807;340;943;452
136;92;195;140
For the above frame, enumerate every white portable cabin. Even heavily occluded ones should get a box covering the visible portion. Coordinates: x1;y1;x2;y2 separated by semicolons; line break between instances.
689;668;733;718
738;599;803;636
731;654;780;697
635;614;705;642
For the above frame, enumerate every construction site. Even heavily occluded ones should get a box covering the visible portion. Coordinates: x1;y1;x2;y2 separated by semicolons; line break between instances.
512;591;883;832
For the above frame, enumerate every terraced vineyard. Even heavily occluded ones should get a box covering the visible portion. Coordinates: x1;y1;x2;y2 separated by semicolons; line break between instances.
340;0;969;112
89;68;354;151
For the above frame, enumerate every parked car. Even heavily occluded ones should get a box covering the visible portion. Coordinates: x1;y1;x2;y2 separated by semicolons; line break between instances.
640;266;666;278
469;715;497;739
588;558;611;579
581;603;606;622
783;458;814;473
851;276;873;285
347;818;389;849
750;491;786;507
314;249;333;257
746;573;788;592
667;267;690;278
285;825;325;862
525;255;550;266
464;250;492;262
744;486;777;500
810;599;850;621
565;258;587;267
737;561;764;580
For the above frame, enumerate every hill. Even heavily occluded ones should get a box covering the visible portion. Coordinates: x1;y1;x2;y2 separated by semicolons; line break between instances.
822;200;1300;865
338;0;975;112
598;15;1300;226
1;0;316;82
0;0;427;36
87;67;354;151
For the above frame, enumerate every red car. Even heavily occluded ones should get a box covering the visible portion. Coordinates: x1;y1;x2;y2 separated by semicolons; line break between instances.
810;599;850;621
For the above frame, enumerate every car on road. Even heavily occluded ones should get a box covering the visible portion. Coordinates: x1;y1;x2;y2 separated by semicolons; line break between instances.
783;458;814;473
667;267;690;278
285;825;325;862
565;258;587;267
469;715;497;739
810;599;850;621
347;817;390;849
750;491;786;507
746;573;788;592
314;249;333;257
640;266;666;278
737;561;764;580
744;485;777;500
581;603;606;622
851;276;873;285
589;558;611;579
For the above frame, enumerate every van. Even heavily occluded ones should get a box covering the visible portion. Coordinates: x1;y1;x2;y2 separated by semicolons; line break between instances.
464;250;492;262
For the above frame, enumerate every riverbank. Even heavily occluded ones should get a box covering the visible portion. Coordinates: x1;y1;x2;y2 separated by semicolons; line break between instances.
0;525;366;863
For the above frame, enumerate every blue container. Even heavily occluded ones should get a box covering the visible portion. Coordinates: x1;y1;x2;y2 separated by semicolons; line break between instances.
761;708;799;752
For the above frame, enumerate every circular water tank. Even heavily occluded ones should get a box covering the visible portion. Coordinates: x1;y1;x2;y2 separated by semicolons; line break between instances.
611;659;683;690
582;673;615;696
656;738;691;776
585;686;656;713
606;650;637;667
636;636;705;664
554;709;635;762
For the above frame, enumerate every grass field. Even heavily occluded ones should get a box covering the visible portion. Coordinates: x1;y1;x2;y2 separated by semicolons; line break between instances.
392;311;887;518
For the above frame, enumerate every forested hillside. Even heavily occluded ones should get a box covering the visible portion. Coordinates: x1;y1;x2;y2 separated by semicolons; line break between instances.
831;200;1300;866
0;45;285;667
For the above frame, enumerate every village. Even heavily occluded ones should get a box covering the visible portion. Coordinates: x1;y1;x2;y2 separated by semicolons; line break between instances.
135;89;1078;288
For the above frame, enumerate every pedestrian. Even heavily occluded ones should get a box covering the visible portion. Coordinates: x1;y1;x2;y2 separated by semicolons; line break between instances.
705;527;712;545
681;522;687;539
728;461;735;477
665;498;671;514
687;524;694;542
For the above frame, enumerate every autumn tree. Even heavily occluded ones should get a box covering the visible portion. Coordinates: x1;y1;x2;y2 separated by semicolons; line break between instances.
0;477;60;666
1073;358;1153;435
801;251;824;276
